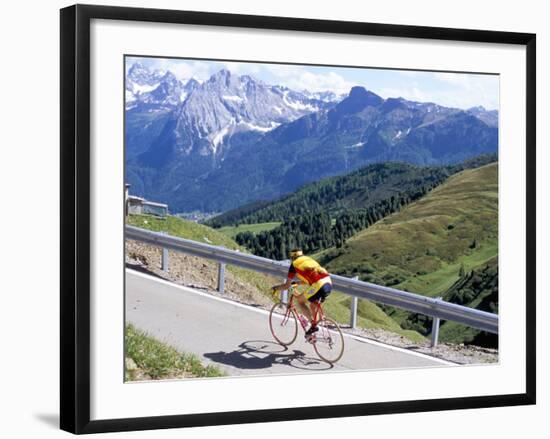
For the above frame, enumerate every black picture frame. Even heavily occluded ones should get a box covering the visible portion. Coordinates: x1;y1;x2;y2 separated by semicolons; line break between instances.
60;4;536;434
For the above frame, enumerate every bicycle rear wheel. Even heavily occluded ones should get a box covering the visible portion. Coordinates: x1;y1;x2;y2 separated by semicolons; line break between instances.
269;302;298;346
313;317;345;363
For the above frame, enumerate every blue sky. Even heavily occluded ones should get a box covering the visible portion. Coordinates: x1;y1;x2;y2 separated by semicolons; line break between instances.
126;56;499;110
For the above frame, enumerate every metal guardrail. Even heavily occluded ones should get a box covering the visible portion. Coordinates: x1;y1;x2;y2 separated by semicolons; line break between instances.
126;225;499;344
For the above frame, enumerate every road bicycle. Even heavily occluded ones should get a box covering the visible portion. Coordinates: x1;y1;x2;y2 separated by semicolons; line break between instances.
269;284;345;363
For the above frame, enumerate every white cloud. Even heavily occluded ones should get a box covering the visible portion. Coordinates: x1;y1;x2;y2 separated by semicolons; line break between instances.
296;71;354;94
221;61;261;76
378;73;499;110
140;59;214;82
262;64;301;78
433;72;471;85
432;73;499;109
377;85;431;103
262;65;354;94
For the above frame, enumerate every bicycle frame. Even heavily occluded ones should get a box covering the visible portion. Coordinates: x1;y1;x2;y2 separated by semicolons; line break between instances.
284;286;324;331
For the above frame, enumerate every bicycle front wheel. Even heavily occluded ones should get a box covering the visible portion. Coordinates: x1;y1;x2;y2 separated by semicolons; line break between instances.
313;317;345;363
269;302;298;346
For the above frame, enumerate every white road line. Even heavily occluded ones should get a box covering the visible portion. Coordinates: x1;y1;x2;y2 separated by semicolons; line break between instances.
127;269;455;366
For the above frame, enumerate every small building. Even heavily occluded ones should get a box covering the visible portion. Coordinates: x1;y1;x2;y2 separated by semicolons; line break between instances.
125;184;168;217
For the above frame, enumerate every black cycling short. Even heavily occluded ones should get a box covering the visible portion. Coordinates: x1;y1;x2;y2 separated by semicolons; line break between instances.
308;283;332;303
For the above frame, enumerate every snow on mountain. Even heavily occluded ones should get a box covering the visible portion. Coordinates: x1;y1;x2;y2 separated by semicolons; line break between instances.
125;63;199;111
126;62;165;87
160;68;336;155
302;89;345;103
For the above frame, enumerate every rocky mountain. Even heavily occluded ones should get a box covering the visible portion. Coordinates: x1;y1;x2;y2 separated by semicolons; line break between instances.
126;65;498;213
140;69;334;160
125;63;199;159
125;63;334;160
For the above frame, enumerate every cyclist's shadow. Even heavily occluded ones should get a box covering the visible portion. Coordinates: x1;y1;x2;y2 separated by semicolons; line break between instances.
203;340;333;372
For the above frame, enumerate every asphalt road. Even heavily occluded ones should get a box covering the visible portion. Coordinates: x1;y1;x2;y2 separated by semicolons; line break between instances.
126;269;453;376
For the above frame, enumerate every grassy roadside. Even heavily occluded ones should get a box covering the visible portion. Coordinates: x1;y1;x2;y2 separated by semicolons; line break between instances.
125;324;225;381
127;214;241;250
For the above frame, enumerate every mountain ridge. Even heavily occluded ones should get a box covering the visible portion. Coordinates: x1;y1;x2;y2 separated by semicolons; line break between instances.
125;63;499;213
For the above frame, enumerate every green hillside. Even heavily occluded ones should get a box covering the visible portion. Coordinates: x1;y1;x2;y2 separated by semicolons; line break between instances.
438;257;498;346
322;163;498;292
207;162;451;227
321;163;498;345
207;155;498;262
230;162;456;260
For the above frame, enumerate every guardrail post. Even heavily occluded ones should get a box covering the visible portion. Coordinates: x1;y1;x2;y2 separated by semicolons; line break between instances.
430;297;442;348
350;276;359;328
159;231;169;272
217;262;226;293
430;317;441;348
161;247;169;272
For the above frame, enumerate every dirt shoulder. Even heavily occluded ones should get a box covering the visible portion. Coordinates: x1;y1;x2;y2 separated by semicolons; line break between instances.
126;240;498;366
126;240;276;308
345;327;497;365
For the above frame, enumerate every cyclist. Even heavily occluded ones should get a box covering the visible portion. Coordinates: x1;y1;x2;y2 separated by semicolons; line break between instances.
272;248;332;338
